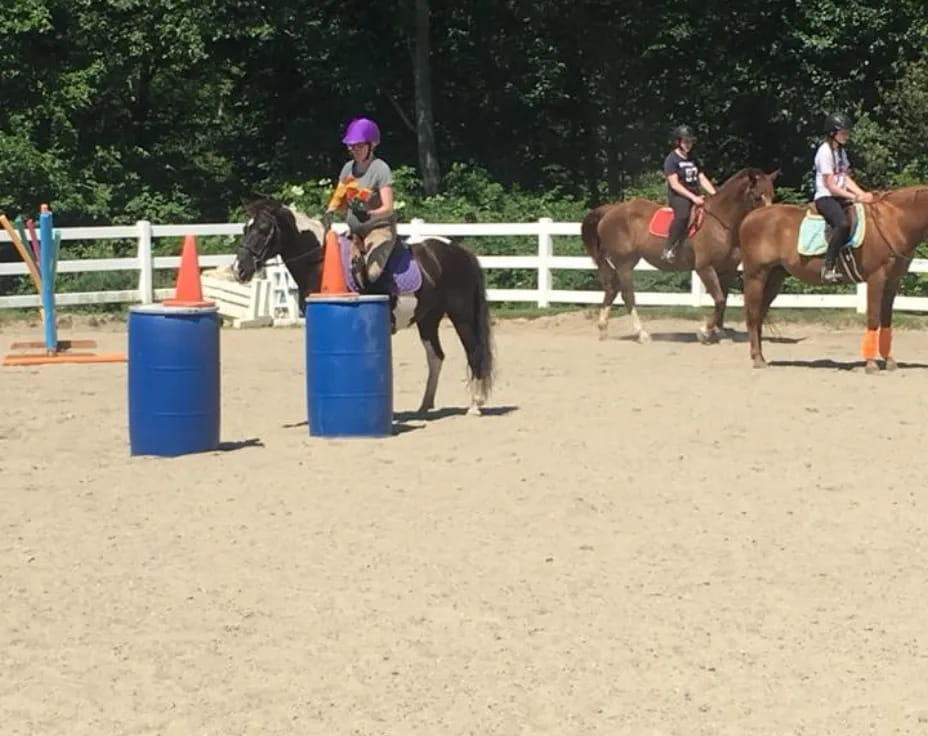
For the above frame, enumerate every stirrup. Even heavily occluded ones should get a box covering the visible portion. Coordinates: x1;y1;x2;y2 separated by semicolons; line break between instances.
821;264;842;283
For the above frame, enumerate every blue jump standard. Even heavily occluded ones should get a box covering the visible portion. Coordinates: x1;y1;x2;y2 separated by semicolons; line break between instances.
305;294;393;437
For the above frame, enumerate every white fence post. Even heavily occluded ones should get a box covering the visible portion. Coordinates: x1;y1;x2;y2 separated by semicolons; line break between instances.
690;270;705;307
537;217;553;308
137;220;153;304
855;282;867;314
409;217;426;239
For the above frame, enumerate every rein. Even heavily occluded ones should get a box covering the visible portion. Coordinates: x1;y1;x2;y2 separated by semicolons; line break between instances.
701;186;751;232
243;215;324;271
702;201;733;231
699;173;770;232
866;188;928;263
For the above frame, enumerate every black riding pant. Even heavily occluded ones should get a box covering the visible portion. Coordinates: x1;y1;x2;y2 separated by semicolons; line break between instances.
667;191;693;250
814;196;851;265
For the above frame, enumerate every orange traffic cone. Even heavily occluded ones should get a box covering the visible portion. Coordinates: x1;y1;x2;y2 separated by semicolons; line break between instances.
163;234;214;307
316;229;354;295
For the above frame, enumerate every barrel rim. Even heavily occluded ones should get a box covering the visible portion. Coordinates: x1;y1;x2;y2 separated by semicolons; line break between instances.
130;304;220;315
306;294;389;304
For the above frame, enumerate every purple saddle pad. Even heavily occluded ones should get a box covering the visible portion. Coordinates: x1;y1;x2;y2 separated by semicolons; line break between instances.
339;235;422;294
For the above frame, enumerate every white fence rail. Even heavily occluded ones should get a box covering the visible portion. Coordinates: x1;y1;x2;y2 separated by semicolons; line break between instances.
2;218;928;314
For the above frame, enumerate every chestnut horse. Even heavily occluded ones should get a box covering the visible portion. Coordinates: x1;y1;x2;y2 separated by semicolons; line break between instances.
740;185;928;372
581;168;778;342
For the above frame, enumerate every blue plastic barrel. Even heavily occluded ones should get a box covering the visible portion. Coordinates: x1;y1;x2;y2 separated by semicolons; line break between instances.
128;304;221;456
305;294;393;437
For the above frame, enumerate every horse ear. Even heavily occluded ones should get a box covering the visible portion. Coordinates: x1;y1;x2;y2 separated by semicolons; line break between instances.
767;168;781;181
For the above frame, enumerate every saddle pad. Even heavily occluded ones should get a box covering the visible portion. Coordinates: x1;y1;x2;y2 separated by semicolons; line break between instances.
339;234;423;295
797;203;866;256
648;207;703;238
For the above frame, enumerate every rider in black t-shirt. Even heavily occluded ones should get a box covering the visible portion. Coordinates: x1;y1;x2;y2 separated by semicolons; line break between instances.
662;125;717;261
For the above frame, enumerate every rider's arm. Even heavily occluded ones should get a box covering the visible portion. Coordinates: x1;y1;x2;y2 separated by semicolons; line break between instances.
368;185;394;218
844;175;869;199
363;160;395;218
667;173;702;203
698;172;717;196
824;172;858;201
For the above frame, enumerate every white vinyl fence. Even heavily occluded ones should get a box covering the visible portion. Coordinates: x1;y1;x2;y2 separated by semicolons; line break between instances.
2;218;928;315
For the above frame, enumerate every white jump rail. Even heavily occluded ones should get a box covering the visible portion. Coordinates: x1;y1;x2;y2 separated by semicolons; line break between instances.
2;218;927;314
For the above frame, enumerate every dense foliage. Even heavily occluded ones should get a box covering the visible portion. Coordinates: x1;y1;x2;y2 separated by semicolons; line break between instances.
2;0;927;299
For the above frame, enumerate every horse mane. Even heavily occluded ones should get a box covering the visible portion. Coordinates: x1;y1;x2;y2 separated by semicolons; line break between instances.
718;167;767;190
875;185;928;205
244;197;325;243
284;204;325;242
704;167;769;211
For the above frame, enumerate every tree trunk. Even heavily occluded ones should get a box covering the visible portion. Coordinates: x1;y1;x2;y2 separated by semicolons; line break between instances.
413;0;440;195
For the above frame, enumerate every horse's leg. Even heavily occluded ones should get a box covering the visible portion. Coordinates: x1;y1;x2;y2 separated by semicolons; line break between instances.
615;261;650;343
880;288;898;372
596;262;620;340
695;265;725;344
415;309;445;414
446;302;491;416
863;270;889;375
760;266;788;321
879;261;908;372
717;268;736;335
743;268;769;368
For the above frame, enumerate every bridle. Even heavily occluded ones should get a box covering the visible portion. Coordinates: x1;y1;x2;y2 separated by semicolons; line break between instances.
239;210;326;273
240;216;279;270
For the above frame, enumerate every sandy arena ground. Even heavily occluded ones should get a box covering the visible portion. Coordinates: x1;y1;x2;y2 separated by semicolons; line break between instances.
2;311;928;735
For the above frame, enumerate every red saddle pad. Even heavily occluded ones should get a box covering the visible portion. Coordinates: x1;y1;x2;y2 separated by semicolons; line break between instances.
648;206;704;238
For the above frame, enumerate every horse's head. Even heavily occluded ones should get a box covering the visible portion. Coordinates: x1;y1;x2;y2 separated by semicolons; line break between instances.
740;168;779;209
713;168;778;214
234;198;287;283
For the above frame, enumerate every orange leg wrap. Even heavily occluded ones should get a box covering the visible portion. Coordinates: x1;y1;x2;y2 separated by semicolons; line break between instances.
862;328;878;361
878;327;893;359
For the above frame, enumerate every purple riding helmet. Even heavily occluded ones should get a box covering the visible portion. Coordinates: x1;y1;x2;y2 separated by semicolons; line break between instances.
342;117;381;146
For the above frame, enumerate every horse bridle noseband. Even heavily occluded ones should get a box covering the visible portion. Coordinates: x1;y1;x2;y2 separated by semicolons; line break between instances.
241;218;278;269
241;214;326;271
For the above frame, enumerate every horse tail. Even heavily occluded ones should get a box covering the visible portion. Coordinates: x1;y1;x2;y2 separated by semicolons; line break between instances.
465;245;494;399
581;205;610;266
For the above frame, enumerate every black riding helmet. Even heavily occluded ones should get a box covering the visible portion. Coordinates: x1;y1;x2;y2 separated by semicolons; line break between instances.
672;125;696;141
825;112;853;134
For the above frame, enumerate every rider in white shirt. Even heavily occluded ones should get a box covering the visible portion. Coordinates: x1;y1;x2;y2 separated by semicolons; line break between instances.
813;112;874;283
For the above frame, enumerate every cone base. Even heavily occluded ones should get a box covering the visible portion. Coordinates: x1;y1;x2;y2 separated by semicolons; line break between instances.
162;299;215;308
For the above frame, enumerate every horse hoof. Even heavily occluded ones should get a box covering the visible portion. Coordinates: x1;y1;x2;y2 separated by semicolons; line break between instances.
865;360;880;375
752;357;767;369
467;405;483;416
598;328;608;341
697;327;718;345
885;357;898;372
637;331;652;344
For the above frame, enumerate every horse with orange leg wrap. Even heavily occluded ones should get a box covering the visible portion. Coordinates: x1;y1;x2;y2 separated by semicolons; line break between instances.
738;185;928;372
